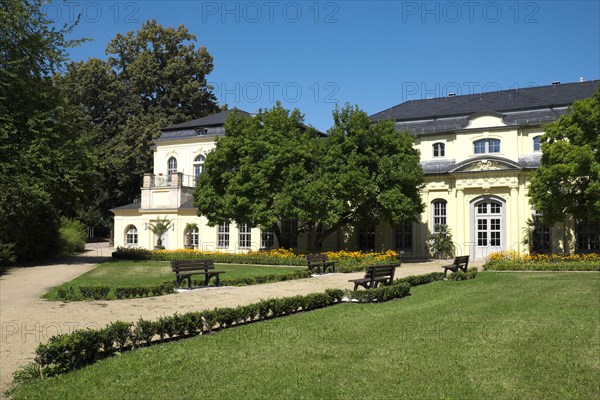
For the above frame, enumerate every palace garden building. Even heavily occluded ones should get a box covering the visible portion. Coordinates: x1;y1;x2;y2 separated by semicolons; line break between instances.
112;80;599;259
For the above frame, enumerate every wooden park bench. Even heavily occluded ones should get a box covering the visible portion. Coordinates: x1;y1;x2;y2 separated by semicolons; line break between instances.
171;260;225;289
349;264;398;291
441;255;470;277
306;254;337;274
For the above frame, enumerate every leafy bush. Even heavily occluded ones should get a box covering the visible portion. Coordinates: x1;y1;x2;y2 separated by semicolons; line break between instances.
396;272;446;287
448;267;478;281
0;242;16;271
79;286;110;300
485;260;600;271
347;282;411;303
59;217;87;253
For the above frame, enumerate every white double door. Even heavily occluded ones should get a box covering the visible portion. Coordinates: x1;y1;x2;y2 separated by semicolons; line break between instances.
472;199;505;259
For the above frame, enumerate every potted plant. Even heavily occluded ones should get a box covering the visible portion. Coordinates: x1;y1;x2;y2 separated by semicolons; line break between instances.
425;224;455;260
184;222;198;249
147;216;173;249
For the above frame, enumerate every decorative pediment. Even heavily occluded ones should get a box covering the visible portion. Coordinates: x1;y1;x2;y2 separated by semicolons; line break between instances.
464;112;508;130
450;156;523;173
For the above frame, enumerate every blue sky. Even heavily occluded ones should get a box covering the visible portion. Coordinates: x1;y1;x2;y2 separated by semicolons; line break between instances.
49;0;600;131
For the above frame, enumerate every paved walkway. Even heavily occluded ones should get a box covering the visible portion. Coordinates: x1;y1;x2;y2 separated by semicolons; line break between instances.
0;244;479;395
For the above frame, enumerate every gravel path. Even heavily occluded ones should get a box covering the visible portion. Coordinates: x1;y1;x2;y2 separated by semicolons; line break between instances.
0;243;474;395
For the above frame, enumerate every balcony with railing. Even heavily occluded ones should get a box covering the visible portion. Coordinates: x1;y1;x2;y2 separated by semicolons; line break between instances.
144;173;197;189
140;172;196;209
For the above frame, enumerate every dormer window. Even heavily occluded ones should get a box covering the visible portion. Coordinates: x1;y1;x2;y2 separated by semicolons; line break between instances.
195;128;207;136
167;157;177;175
533;136;541;152
432;142;445;158
474;139;500;154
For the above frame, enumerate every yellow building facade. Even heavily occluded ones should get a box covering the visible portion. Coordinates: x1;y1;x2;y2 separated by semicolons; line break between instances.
113;81;599;259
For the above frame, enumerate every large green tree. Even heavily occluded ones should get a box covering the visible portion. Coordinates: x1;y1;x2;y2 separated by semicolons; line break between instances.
59;20;220;230
529;87;600;224
194;104;425;250
0;0;95;261
314;105;425;247
194;105;322;248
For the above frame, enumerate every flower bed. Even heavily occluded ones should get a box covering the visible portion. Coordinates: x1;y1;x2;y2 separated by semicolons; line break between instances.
112;247;399;271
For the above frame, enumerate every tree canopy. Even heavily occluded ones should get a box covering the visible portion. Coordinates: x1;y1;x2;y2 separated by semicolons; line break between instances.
0;0;95;261
194;103;425;249
59;20;221;230
529;87;600;224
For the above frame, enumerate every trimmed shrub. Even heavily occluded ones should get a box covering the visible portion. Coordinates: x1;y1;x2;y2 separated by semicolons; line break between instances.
396;272;446;287
0;242;16;271
348;282;411;303
484;259;600;271
79;286;110;300
59;217;87;254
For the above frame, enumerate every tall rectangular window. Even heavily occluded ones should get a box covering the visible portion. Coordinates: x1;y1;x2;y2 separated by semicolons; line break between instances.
357;226;375;251
238;223;251;248
432;200;447;230
577;217;600;252
261;230;274;249
282;220;298;248
394;223;412;252
217;222;229;249
531;211;551;253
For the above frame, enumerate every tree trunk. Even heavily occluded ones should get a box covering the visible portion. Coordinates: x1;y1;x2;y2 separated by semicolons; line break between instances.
272;223;284;249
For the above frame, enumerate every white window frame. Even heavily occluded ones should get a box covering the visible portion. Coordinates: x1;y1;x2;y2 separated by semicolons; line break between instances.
189;227;199;247
432;200;447;231
238;223;252;248
193;154;205;180
261;230;274;249
217;222;230;249
533;136;542;152
167;157;178;175
432;142;445;158
126;226;138;245
473;139;500;154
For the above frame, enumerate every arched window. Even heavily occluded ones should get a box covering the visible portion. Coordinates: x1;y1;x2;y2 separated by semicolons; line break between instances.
432;200;447;231
126;225;138;245
187;226;199;247
167;157;178;175
474;139;500;154
432;142;445;157
533;136;541;152
194;155;205;180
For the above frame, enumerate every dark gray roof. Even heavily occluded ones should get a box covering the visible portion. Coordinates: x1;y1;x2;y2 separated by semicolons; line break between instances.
110;202;140;212
178;199;197;210
420;154;541;175
156;109;252;142
162;109;252;131
371;80;598;122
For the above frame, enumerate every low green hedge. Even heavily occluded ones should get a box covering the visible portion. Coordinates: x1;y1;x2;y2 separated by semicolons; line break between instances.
484;260;600;271
30;280;419;378
448;268;478;280
112;247;306;266
54;271;313;301
347;282;411;303
27;269;477;379
56;283;176;301
33;288;346;377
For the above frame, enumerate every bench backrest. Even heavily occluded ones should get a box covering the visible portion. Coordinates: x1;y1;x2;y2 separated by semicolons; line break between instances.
306;254;328;263
364;264;397;280
171;260;215;272
453;255;470;267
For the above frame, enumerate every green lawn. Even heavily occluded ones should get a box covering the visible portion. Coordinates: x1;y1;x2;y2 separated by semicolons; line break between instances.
44;260;306;300
21;272;599;399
